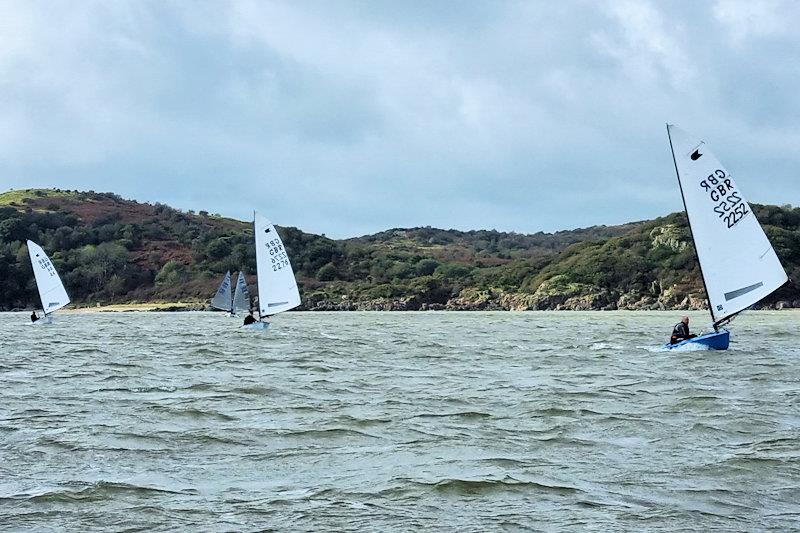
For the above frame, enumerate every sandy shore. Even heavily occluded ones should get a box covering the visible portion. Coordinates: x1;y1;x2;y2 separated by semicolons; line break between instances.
64;302;207;313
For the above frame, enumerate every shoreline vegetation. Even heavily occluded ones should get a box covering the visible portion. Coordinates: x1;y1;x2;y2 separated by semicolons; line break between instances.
2;188;798;312
65;305;800;313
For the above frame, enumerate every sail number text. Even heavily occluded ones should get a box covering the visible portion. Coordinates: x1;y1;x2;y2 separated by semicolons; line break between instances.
700;169;749;229
36;257;57;278
266;238;290;271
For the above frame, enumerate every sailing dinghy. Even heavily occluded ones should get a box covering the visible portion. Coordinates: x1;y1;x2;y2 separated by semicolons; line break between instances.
210;270;233;314
232;271;251;315
27;240;70;324
664;125;789;350
242;211;301;330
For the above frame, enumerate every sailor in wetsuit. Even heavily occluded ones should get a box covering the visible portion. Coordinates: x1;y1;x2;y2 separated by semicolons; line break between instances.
670;316;697;344
243;311;256;326
30;311;39;323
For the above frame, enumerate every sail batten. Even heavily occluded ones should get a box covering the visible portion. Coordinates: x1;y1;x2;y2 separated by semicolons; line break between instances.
254;212;301;316
27;240;70;315
667;125;788;325
724;282;763;301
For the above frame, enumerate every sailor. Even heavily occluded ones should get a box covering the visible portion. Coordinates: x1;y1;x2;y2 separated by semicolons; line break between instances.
243;311;256;326
670;316;697;344
30;311;39;323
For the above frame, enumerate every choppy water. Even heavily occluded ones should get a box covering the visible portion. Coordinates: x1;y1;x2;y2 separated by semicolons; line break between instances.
1;310;798;531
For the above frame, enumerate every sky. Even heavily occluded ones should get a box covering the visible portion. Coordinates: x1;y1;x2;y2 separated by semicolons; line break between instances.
1;0;798;238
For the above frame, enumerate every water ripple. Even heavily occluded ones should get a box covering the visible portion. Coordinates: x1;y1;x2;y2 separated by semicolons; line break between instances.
1;310;799;531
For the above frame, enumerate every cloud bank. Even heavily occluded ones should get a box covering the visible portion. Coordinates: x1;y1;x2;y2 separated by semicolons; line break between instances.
1;0;798;237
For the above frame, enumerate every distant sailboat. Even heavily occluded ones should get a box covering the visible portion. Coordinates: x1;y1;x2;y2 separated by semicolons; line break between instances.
210;270;233;314
232;271;251;314
665;125;789;350
27;240;70;324
242;211;301;329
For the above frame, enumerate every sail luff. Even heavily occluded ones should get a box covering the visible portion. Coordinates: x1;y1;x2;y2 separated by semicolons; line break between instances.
253;212;258;318
666;124;716;327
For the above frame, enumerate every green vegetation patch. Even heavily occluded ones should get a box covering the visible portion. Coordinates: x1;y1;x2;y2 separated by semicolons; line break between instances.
1;188;797;311
0;188;78;208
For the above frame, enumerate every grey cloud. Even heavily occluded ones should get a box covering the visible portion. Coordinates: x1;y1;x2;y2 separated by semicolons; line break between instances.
1;0;798;237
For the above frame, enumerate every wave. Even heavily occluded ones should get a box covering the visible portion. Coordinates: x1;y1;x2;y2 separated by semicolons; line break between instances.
65;347;110;356
181;432;251;446
185;382;216;391
526;435;597;447
675;395;723;403
332;414;392;427
147;405;237;421
2;481;195;503
477;457;530;467
280;427;381;439
412;411;491;419
409;476;581;496
531;407;581;417
589;342;624;350
190;347;225;357
643;342;711;353
106;361;139;368
94;385;177;394
299;365;334;373
233;385;286;396
35;436;81;451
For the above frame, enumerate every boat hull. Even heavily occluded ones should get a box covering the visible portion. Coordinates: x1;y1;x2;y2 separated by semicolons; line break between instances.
665;330;730;350
241;321;270;330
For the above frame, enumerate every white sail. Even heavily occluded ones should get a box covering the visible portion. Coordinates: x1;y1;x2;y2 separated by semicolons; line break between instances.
27;240;70;315
232;271;251;312
254;212;301;316
211;271;233;312
667;125;788;324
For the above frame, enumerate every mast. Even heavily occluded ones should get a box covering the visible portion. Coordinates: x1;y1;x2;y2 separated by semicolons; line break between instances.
253;210;262;321
666;124;717;330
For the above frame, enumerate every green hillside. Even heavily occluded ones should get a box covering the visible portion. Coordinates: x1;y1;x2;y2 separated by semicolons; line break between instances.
0;188;797;311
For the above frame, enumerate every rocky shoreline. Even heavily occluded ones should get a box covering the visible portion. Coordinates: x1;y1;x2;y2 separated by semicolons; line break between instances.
10;286;797;313
302;287;799;312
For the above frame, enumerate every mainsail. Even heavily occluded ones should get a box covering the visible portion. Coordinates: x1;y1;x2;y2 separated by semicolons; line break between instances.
254;212;301;316
211;271;233;312
667;125;788;326
232;271;251;312
27;240;70;315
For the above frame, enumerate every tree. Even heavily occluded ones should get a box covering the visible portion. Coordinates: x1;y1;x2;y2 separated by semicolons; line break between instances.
415;258;440;276
317;262;339;281
155;260;189;286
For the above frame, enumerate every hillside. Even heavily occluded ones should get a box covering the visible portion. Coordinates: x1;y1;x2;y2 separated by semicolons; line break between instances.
1;188;798;311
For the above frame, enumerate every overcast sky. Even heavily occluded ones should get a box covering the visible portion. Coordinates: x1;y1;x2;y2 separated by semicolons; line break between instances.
1;0;798;238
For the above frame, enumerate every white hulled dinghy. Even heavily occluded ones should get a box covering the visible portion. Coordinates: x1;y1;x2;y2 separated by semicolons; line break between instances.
27;240;70;325
211;270;234;315
242;212;301;330
665;125;789;350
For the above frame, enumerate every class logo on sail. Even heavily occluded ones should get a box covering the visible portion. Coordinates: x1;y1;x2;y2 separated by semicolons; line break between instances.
688;141;704;161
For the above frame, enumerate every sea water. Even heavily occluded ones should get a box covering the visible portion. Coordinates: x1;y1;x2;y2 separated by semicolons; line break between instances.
1;311;798;531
